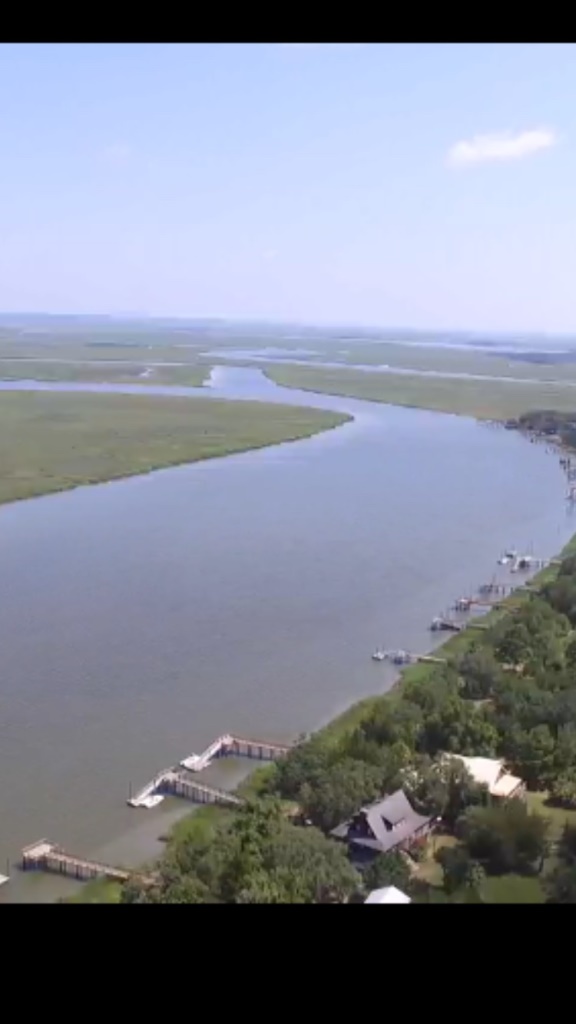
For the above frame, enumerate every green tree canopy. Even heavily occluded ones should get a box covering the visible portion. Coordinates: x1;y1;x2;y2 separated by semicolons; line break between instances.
456;801;549;875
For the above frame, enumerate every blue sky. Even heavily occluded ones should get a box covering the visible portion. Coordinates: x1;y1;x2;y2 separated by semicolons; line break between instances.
1;43;575;332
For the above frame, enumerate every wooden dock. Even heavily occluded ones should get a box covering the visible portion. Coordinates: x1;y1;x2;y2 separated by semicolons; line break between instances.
20;839;152;885
130;732;293;810
181;733;291;772
161;772;243;807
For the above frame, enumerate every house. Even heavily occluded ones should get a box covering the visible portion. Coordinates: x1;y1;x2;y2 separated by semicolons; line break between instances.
330;789;434;864
364;886;411;905
447;754;525;800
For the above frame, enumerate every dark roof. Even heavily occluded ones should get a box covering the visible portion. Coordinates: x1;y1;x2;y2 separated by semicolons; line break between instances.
331;789;432;854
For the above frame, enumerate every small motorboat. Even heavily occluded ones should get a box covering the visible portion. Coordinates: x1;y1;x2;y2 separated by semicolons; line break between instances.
430;616;461;633
372;649;386;662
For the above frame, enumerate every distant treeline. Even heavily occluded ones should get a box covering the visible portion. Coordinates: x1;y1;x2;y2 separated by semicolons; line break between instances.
507;410;576;448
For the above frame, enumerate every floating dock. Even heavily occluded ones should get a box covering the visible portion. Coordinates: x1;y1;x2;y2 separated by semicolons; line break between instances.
372;649;446;667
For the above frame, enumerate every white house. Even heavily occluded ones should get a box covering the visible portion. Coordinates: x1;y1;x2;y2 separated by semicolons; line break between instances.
448;754;525;800
364;886;411;904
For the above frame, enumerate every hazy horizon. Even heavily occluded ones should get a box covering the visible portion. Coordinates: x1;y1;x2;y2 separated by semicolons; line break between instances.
1;310;576;344
2;42;576;333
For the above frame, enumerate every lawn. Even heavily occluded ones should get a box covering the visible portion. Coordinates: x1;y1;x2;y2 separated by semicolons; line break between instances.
481;874;546;904
265;365;576;420
526;791;576;842
0;391;350;505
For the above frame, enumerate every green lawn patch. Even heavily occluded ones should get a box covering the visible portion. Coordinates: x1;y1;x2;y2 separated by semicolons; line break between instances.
481;874;546;904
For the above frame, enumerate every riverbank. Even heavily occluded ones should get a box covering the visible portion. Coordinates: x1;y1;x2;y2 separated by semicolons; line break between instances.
264;364;576;421
69;529;576;905
0;392;350;506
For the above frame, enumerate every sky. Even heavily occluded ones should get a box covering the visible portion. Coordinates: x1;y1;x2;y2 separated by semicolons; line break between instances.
1;42;575;333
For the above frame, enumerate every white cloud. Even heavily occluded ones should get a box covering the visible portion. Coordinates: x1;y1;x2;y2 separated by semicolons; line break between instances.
447;128;557;167
100;143;133;167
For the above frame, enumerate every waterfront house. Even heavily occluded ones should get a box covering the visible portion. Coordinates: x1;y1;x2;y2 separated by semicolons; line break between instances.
331;789;434;864
446;754;525;801
364;885;411;904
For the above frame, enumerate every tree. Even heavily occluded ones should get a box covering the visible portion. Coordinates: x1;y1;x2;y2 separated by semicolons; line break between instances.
456;801;549;875
123;796;362;904
419;700;498;759
436;845;485;897
403;755;486;829
506;724;556;790
363;851;411;894
559;554;576;579
273;738;334;801
493;622;534;668
363;698;424;751
457;648;503;700
344;731;412;784
549;772;576;809
219;798;283;902
546;865;576;903
564;636;576;670
299;758;384;832
542;577;576;625
262;823;361;903
558;823;576;864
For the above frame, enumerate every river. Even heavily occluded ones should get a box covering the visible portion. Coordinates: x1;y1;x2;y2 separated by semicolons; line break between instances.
0;367;573;902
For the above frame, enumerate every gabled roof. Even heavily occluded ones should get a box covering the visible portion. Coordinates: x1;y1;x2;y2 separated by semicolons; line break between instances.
446;754;523;797
331;789;433;853
364;886;411;904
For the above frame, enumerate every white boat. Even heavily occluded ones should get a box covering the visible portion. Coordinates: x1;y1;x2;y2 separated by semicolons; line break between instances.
372;650;386;661
139;793;165;809
128;792;165;809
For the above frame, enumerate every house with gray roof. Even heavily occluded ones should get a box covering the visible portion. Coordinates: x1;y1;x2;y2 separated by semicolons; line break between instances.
331;789;434;863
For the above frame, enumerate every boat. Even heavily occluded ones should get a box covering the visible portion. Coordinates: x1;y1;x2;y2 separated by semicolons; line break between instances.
430;616;462;633
391;650;415;665
372;649;386;661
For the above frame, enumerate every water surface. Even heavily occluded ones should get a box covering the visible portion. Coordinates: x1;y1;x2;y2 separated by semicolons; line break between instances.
0;367;573;901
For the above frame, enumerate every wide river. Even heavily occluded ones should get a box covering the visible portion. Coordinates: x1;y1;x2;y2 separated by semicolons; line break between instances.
0;367;574;902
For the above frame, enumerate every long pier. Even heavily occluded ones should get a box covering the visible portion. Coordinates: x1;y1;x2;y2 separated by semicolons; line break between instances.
129;732;291;810
180;733;291;772
20;839;153;885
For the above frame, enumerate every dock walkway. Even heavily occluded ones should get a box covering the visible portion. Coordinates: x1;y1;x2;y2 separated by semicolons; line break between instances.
180;733;291;772
129;732;291;810
21;839;151;885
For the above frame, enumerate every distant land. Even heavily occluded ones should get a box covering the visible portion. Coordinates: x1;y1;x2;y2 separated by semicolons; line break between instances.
1;312;576;348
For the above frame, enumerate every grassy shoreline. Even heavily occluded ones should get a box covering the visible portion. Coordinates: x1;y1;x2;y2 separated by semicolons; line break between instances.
263;364;576;421
0;392;351;507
